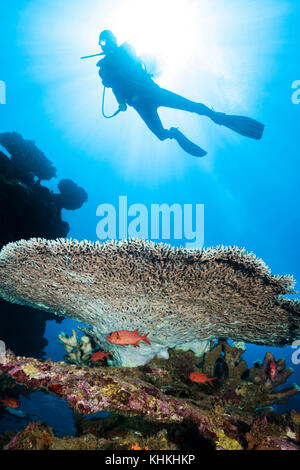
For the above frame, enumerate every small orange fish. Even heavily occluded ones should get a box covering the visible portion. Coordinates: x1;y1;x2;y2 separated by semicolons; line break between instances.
132;443;142;450
107;329;151;347
91;351;112;362
131;443;149;450
0;397;20;409
189;372;216;386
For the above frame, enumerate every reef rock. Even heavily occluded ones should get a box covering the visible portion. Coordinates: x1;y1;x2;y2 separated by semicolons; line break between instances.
1;349;299;451
0;132;88;358
0;350;217;425
3;422;53;450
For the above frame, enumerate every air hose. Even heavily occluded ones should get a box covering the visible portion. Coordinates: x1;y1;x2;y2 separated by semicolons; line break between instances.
101;87;122;119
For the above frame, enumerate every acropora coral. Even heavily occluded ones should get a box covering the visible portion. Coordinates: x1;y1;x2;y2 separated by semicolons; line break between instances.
0;238;299;367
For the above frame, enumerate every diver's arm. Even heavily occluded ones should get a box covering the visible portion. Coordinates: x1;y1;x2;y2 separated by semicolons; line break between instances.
98;60;127;111
118;102;127;112
112;88;127;111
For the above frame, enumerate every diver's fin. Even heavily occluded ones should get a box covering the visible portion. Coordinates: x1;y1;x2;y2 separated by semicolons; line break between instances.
212;113;264;140
169;127;207;157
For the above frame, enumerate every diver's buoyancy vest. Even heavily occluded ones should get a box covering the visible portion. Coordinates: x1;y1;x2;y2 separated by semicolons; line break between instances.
98;44;152;101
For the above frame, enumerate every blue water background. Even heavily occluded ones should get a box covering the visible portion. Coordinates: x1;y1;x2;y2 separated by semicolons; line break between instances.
0;0;299;434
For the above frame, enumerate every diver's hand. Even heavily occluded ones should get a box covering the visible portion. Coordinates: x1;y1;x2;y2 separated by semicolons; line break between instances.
118;103;127;112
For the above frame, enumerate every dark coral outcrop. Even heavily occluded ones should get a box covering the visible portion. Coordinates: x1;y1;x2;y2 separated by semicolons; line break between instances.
0;131;88;358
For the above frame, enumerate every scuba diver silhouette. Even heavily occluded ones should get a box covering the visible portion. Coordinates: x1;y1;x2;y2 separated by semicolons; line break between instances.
94;30;264;157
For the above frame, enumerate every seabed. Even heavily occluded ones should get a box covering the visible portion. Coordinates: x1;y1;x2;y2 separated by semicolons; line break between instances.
1;339;299;450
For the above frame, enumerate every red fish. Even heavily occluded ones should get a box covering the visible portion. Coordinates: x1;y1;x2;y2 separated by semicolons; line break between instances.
131;443;142;450
107;329;151;347
0;397;20;409
265;360;277;381
91;351;112;362
131;442;149;450
189;372;216;386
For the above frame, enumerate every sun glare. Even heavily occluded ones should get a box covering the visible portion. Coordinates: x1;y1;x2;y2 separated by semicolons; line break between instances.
108;0;199;78
20;0;287;182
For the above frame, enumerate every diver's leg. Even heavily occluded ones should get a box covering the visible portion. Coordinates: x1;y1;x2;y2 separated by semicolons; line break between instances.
133;104;170;141
157;87;215;118
156;87;264;140
133;104;207;157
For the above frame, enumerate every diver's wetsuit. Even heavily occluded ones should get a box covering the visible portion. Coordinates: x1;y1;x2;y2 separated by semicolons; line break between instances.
97;43;213;141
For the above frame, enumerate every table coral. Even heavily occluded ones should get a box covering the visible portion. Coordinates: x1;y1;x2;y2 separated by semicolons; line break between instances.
0;238;299;367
